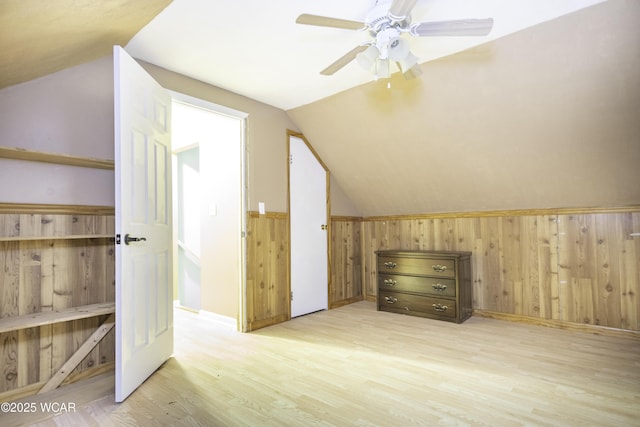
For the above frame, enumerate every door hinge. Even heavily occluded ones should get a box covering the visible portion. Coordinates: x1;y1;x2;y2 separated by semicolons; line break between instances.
289;154;293;165
291;291;293;301
115;234;121;245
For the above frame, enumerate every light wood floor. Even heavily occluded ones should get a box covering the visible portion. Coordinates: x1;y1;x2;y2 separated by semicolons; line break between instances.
4;301;640;426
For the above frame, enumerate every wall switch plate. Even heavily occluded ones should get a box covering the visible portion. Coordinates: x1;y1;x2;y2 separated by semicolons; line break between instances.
258;202;265;215
209;203;217;216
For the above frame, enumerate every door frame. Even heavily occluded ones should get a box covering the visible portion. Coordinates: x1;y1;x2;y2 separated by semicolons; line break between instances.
170;90;249;332
286;129;331;318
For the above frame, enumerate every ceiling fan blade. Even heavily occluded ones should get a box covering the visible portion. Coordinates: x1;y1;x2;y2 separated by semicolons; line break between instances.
320;45;369;76
296;14;365;30
388;0;418;21
410;18;494;37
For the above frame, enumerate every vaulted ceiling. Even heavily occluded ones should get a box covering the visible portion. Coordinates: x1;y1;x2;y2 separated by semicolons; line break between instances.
288;0;640;215
0;0;171;90
3;0;604;109
126;0;607;110
2;0;638;216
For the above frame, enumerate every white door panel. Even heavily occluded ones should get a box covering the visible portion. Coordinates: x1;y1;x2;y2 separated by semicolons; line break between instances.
114;46;173;402
290;135;328;317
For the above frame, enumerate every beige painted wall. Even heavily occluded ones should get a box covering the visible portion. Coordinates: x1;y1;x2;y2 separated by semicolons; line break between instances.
287;0;640;216
0;54;307;216
140;61;300;214
0;56;115;205
331;175;362;217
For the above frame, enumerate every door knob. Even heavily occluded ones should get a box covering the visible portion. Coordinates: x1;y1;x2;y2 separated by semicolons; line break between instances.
124;234;147;245
321;224;328;230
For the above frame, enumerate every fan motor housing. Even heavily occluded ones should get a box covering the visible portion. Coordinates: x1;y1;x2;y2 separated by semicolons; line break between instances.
366;1;411;34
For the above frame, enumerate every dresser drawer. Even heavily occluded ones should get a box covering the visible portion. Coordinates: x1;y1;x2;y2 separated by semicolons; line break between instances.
378;274;456;297
378;291;457;319
378;256;456;278
376;250;472;323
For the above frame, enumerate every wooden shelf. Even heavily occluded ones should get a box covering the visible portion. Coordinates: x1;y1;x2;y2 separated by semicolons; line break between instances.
0;234;113;242
0;302;115;334
0;203;114;215
0;146;114;170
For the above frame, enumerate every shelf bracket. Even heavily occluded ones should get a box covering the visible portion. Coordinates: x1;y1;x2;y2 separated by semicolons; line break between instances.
37;313;115;395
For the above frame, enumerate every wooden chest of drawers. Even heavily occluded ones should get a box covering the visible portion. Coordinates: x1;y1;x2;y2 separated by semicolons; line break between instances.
376;250;472;323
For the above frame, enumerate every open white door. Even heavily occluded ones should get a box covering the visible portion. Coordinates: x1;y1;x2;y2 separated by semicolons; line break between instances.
289;134;329;317
114;46;173;402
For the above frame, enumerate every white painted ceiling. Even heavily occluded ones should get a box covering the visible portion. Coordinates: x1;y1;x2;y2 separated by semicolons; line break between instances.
126;0;605;110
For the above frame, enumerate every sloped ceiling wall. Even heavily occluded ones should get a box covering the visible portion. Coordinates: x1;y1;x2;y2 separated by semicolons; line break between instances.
286;0;640;217
0;0;171;89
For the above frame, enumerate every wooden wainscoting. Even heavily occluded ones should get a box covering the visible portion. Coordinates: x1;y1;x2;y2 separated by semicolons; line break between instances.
245;212;289;331
558;213;640;330
361;208;640;332
245;213;364;330
0;208;115;396
330;216;363;308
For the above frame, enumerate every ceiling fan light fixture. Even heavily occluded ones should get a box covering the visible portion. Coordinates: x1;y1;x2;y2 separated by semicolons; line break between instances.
375;58;390;80
397;51;422;79
402;63;423;80
356;44;380;72
387;37;410;62
296;2;494;81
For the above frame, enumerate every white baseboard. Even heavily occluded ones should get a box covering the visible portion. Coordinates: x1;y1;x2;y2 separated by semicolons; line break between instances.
173;300;237;330
198;309;237;330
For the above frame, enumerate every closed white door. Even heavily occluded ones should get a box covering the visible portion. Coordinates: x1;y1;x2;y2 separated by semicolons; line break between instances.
289;135;329;317
114;46;173;402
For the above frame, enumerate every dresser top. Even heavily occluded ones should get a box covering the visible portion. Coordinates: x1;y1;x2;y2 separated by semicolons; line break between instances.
376;250;472;259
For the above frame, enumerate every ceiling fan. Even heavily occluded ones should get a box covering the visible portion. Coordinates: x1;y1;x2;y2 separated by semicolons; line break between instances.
296;0;494;80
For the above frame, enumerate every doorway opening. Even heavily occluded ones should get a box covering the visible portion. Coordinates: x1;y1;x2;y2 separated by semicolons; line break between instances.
171;93;248;331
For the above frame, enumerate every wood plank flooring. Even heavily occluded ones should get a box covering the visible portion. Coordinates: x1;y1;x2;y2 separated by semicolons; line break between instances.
3;301;639;426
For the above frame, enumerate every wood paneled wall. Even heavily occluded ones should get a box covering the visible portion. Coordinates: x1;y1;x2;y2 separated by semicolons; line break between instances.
245;213;364;330
559;213;640;330
245;209;640;333
361;210;640;332
330;217;362;307
245;213;288;331
0;213;115;394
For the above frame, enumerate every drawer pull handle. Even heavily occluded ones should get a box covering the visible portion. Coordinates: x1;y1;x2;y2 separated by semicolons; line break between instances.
384;296;397;304
383;279;397;286
384;262;397;269
432;303;448;312
432;264;447;273
432;283;447;292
